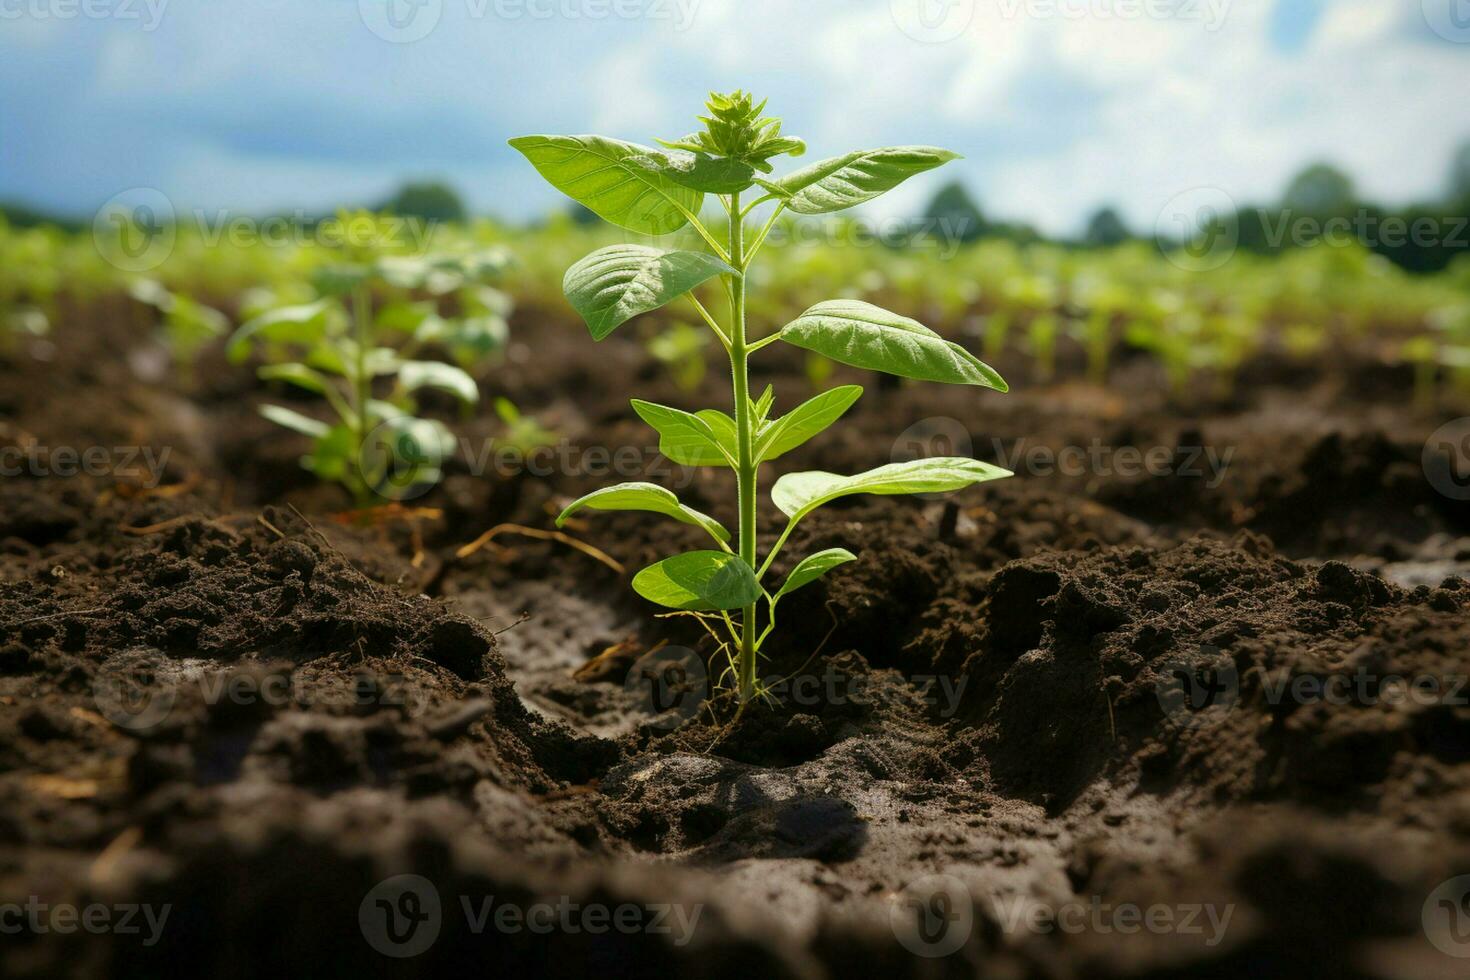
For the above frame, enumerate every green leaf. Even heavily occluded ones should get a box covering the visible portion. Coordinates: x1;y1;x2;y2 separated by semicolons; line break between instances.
398;361;479;404
508;135;703;235
448;315;510;363
407;312;451;342
164;296;228;351
375;300;436;334
258;362;329;395
694;409;739;464
775;548;857;600
304;342;348;376
228;300;336;362
259;404;329;439
493;397;520;424
423;249;512;287
634;150;756;194
556;482;729;543
311;265;370;297
366;399;409;422
753;177;794;200
369;252;509;295
632;551;762;611
462;285;513;317
380;417;456;465
436;313;511;366
375;256;453;294
779;300;1006;390
450;248;515;281
774;146;959;214
128;278;173;310
772;457;1011;522
563;245;735;341
359;417;455;498
753;385;775;421
631;399;733;467
369;349;404;377
413;313;509;358
304;425;356;482
755;384;862;462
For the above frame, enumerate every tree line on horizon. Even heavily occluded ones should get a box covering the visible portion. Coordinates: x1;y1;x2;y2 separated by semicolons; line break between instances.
923;141;1470;273
5;142;1468;273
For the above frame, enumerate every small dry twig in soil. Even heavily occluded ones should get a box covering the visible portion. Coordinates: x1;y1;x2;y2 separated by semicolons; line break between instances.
455;523;623;573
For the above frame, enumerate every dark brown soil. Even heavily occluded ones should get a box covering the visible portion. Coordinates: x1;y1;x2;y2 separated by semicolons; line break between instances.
2;301;1469;978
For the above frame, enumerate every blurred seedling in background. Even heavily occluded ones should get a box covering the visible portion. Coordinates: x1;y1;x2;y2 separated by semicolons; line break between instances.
803;350;834;392
980;309;1011;364
1281;321;1327;359
1124;290;1196;398
0;217;61;351
1404;302;1470;410
1199;310;1256;399
1;305;49;354
1001;273;1056;378
512;91;1010;706
492;397;559;456
1071;275;1131;386
228;212;514;506
127;279;228;380
645;320;709;393
1028;311;1059;384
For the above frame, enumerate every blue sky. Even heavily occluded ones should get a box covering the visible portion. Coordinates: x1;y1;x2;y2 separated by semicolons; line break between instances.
2;0;1468;234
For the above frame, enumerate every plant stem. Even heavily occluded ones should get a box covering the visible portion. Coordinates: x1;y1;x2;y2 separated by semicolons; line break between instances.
687;293;731;349
727;190;759;702
1087;311;1109;386
351;282;374;507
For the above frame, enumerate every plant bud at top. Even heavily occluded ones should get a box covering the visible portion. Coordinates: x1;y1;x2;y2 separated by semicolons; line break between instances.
657;90;806;174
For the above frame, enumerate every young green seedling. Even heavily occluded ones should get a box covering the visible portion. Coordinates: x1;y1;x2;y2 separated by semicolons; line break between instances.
512;92;1011;704
1072;275;1131;385
492;396;559;455
1028;312;1059;383
229;217;512;505
646;321;709;393
981;310;1011;363
1430;303;1470;399
802;350;835;392
128;279;228;378
0;220;59;353
0;305;48;353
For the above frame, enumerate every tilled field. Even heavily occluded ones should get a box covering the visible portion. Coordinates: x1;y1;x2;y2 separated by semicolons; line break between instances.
2;302;1469;978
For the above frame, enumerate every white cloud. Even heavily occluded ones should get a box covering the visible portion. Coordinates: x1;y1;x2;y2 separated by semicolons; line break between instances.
2;0;1467;232
1311;0;1401;50
588;45;674;135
